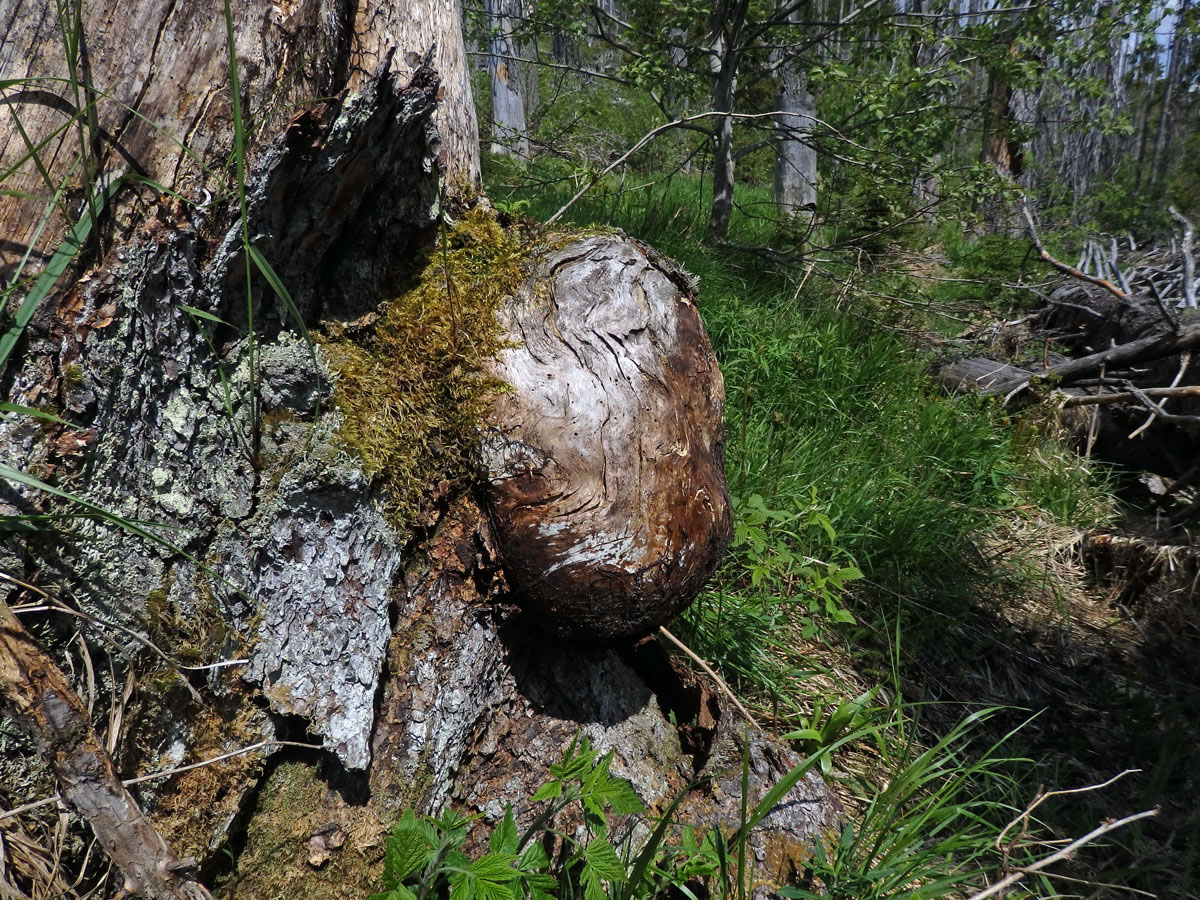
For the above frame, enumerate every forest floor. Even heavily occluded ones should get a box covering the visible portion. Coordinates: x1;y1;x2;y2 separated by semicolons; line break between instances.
492;163;1197;897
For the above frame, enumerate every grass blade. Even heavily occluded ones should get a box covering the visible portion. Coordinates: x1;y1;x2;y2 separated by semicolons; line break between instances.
0;174;127;374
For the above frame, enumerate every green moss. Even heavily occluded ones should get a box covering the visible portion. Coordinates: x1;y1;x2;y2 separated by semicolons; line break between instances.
319;207;534;525
219;760;387;900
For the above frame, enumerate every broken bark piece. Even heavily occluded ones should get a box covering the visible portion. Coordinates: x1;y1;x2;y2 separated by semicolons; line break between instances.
480;234;732;639
0;599;214;900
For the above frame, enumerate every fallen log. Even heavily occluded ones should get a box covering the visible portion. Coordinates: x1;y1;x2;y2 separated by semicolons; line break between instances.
984;322;1200;398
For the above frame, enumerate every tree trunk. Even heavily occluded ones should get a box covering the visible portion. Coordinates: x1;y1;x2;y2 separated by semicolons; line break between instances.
707;0;748;241
978;46;1026;232
0;2;838;897
484;0;530;159
773;57;818;227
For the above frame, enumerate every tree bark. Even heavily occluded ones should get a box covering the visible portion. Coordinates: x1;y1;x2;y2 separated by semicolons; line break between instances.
772;6;817;227
706;0;749;240
773;61;817;226
484;0;531;159
0;1;838;896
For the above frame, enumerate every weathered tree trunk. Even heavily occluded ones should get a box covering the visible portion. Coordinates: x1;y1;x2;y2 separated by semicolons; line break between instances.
708;72;738;240
0;1;838;897
773;59;817;226
484;0;531;159
771;5;816;228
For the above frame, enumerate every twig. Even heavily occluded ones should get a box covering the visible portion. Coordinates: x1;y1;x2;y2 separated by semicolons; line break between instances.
996;769;1140;851
1125;385;1200;430
657;626;760;730
0;739;324;823
9;602;202;702
1022;203;1128;302
966;808;1159;900
987;321;1200;398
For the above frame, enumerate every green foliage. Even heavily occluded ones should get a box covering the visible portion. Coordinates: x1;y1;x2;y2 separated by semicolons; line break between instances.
370;710;1035;900
371;736;647;900
780;710;1038;900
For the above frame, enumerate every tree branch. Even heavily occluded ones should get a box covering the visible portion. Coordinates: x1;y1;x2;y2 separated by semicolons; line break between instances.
1023;203;1128;302
0;598;215;900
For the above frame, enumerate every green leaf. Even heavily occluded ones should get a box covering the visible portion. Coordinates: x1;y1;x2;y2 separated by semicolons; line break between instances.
383;811;434;885
782;728;823;743
530;781;563;803
581;867;607;900
593;775;645;817
470;853;520;882
473;880;515;900
0;402;74;426
490;806;519;855
449;870;474;900
583;837;627;883
518;840;550;872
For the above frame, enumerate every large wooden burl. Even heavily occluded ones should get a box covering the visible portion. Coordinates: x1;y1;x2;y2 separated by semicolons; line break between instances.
480;234;733;639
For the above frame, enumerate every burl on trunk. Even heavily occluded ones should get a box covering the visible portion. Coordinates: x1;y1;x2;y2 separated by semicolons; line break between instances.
480;235;732;639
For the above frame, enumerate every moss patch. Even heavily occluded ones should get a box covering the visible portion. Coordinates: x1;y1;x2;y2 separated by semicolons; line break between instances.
218;761;387;900
319;208;534;524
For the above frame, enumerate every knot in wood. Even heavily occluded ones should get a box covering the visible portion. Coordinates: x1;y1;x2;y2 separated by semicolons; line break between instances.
480;234;732;639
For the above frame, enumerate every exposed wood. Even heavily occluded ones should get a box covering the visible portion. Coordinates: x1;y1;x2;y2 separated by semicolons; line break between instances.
480;234;733;639
0;598;214;900
348;0;481;186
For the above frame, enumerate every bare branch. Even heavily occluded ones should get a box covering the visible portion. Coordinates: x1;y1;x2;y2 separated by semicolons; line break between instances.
1023;203;1128;302
967;808;1159;900
1060;385;1200;407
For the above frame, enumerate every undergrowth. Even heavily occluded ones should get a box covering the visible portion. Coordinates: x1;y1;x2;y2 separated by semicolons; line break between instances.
483;167;1128;897
498;171;1114;684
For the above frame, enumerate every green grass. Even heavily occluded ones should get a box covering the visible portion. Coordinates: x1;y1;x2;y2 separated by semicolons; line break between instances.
514;177;1007;589
494;166;1115;700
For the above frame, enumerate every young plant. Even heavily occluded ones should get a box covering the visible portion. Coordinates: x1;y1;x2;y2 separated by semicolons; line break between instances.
371;736;647;900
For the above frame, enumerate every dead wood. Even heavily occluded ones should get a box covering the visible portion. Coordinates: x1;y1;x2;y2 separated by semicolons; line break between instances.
480;235;732;639
1022;204;1129;302
1170;207;1198;309
985;322;1200;397
0;599;213;900
1060;385;1200;407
